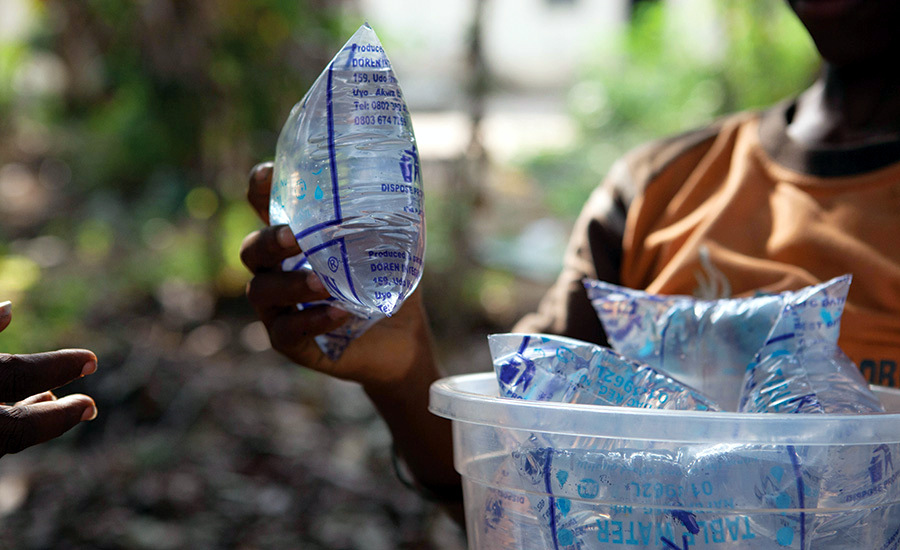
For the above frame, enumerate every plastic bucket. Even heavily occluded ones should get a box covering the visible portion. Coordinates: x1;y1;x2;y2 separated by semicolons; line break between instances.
430;372;900;549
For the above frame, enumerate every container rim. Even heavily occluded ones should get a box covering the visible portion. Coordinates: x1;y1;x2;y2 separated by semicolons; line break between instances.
429;372;900;445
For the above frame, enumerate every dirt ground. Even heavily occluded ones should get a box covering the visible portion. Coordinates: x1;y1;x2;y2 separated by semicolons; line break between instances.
0;299;486;550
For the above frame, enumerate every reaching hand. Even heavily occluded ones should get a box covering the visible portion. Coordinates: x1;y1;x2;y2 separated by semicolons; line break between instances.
0;301;98;457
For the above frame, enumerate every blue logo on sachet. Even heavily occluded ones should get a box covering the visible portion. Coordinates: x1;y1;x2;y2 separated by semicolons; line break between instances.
870;444;894;484
297;179;307;200
399;146;418;183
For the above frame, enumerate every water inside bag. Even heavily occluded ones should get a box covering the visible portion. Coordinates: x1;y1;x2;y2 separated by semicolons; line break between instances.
270;23;425;359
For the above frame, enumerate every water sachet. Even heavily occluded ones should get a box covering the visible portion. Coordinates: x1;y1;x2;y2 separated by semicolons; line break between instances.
270;23;425;359
489;333;721;411
739;274;883;414
584;279;785;411
488;333;720;548
732;275;894;548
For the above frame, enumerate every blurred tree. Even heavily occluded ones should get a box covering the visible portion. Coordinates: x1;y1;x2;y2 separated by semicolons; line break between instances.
46;0;349;194
0;0;353;352
524;0;819;218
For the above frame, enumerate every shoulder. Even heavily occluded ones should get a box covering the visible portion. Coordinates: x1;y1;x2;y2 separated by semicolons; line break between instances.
573;112;756;239
616;111;757;196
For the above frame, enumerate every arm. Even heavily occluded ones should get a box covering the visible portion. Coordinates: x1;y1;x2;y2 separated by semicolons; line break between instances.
240;163;462;519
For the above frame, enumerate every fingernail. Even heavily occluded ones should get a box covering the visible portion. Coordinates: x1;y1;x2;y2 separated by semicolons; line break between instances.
81;359;97;377
0;301;10;318
307;273;325;293
277;226;296;249
81;403;98;422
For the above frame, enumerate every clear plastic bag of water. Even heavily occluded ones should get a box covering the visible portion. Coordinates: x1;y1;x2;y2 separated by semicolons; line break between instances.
270;23;425;359
584;279;787;411
483;275;897;548
738;274;883;414
489;333;721;411
729;274;892;547
488;333;720;548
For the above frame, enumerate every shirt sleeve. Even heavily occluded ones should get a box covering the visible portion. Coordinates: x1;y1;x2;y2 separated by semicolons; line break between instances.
512;158;635;346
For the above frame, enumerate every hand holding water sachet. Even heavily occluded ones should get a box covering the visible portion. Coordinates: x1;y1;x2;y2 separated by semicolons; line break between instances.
270;24;424;359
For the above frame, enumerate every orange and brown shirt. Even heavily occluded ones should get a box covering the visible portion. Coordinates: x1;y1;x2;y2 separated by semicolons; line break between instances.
515;100;900;387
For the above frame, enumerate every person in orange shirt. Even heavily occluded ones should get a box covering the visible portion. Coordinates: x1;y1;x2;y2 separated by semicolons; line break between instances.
239;0;900;519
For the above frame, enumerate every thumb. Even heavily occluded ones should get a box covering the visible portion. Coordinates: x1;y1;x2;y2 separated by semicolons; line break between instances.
0;301;11;333
0;394;97;455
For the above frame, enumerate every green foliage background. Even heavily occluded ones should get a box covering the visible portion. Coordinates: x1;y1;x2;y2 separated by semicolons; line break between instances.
0;0;353;354
525;0;818;217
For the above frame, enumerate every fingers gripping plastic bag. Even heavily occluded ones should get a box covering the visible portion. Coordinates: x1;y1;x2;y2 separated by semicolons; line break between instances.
270;24;425;359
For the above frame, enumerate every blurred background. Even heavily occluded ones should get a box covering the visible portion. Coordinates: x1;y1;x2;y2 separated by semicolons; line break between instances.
0;0;818;548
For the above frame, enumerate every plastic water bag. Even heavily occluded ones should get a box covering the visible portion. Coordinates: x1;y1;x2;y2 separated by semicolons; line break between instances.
584;279;786;411
270;23;425;359
739;274;884;414
489;333;720;411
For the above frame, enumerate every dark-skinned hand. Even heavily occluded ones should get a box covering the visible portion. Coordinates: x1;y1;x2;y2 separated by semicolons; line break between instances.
240;162;462;516
239;162;435;390
0;301;98;457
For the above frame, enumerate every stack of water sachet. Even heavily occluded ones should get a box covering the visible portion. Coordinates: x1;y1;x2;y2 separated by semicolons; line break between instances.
484;275;899;549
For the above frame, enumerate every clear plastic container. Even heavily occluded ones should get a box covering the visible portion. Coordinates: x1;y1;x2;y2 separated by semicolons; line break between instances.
430;372;900;549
